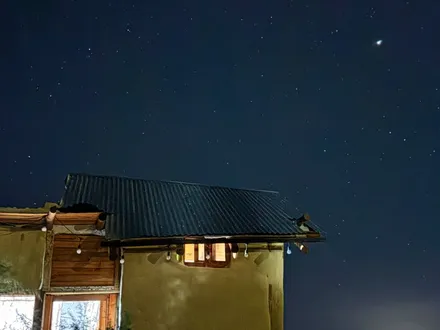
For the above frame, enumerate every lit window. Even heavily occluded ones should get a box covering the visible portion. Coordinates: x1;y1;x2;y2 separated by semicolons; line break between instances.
213;243;226;262
184;244;195;263
183;243;230;268
198;244;205;261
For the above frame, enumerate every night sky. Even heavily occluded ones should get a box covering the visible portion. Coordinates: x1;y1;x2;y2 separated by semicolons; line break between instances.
2;0;440;329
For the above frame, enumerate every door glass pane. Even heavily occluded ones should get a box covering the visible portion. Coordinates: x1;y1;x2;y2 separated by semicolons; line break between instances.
51;300;100;330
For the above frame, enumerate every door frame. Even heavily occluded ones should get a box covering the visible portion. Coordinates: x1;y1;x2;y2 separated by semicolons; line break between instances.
42;293;117;330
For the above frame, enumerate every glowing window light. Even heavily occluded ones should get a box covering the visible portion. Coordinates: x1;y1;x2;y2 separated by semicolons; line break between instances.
184;244;195;263
198;244;205;261
213;243;226;262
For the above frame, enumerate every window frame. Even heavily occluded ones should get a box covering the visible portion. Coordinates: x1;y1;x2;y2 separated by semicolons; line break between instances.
183;243;231;268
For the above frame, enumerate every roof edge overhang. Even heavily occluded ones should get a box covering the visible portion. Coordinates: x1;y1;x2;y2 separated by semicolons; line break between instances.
0;211;104;225
0;202;107;232
101;233;325;247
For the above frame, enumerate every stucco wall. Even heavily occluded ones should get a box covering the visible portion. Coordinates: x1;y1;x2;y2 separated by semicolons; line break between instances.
122;249;284;330
0;231;45;293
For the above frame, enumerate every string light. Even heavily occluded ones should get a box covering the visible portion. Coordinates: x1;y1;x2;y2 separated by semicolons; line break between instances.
231;243;239;259
41;226;47;232
76;243;82;255
286;243;292;255
294;242;309;254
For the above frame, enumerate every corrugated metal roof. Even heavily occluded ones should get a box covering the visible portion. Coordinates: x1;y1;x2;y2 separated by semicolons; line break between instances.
61;173;301;240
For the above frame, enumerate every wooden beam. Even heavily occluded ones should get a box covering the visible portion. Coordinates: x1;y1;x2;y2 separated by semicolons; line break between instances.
95;213;107;230
100;297;108;330
54;212;102;225
42;232;54;291
102;233;325;247
42;294;54;330
0;211;102;226
108;294;118;328
32;291;44;330
52;294;107;302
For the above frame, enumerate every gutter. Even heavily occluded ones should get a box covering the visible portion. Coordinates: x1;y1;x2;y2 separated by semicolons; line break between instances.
38;232;47;291
117;248;125;329
101;233;325;248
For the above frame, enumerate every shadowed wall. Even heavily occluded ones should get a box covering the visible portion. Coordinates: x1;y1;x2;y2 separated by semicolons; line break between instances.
0;231;45;293
122;250;284;330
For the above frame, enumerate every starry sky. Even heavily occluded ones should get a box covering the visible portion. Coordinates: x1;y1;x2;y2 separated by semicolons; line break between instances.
2;0;440;329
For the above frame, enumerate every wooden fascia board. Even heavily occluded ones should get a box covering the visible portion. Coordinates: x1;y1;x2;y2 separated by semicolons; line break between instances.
0;212;104;226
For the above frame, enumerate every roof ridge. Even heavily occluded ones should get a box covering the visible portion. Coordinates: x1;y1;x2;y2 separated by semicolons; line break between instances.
66;173;280;195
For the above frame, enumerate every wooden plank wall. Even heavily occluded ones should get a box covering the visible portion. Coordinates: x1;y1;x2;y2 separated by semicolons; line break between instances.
51;234;116;287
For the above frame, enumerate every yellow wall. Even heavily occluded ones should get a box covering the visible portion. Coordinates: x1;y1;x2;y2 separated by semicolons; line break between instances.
0;231;45;293
122;249;284;330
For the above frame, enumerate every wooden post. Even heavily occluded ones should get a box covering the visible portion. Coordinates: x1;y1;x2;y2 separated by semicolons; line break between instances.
42;294;54;330
108;294;118;327
42;232;54;291
31;290;44;330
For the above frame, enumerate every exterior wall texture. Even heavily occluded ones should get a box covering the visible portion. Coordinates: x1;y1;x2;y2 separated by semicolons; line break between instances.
0;231;45;293
122;249;284;330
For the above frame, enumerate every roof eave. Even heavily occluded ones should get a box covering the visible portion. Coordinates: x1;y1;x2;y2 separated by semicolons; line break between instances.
101;233;325;247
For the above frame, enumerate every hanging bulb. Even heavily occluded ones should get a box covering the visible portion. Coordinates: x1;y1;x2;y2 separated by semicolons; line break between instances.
231;243;239;259
293;242;309;254
166;250;171;261
41;226;47;232
120;256;125;264
76;244;82;255
286;243;292;255
206;250;211;260
244;243;249;258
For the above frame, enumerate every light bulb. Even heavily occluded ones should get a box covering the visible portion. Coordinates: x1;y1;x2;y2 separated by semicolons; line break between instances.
41;226;47;232
244;243;248;258
76;248;82;255
120;257;125;264
286;246;292;255
206;252;210;260
166;251;171;261
230;243;239;259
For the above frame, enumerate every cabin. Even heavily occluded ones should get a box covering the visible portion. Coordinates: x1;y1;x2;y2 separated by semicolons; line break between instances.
0;173;325;330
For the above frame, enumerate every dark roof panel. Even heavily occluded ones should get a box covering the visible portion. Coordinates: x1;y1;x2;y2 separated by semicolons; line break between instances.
61;173;301;240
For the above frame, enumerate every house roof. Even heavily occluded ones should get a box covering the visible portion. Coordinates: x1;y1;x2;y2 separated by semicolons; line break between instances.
60;173;312;241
